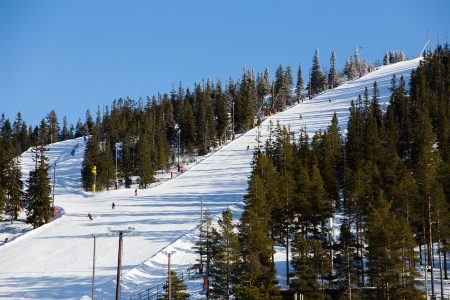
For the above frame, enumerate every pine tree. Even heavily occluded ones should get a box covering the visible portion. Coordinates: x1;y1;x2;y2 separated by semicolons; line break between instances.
344;57;358;80
383;52;390;65
310;48;327;95
283;66;293;106
210;209;241;300
25;119;52;228
122;135;134;188
334;221;357;296
137;133;154;188
214;81;229;144
158;270;190;300
366;196;421;299
237;153;281;299
13;112;30;153
84;110;95;136
318;113;343;209
262;67;271;97
290;234;331;297
274;65;285;111
46;110;59;144
296;64;304;101
60;116;71;141
74;118;84;138
97;140;115;190
194;210;214;278
235;70;256;131
181;99;196;152
81;129;101;191
5;156;23;222
328;51;338;89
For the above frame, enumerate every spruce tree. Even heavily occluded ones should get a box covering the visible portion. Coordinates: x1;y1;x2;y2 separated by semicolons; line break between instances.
235;70;256;131
274;65;285;111
97;140;115;190
366;196;421;299
237;153;281;299
5;157;23;222
60;115;71;141
214;81;229;143
283;66;293;106
296;64;304;101
137;133;154;188
74;118;84;138
328;51;338;89
46;110;59;144
81;129;100;191
25;119;52;228
210;209;241;300
122;136;134;188
383;52;390;65
158;270;190;300
193;210;214;277
310;48;327;95
181;99;196;152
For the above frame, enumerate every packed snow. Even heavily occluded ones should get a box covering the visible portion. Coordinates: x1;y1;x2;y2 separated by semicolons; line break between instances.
2;58;445;300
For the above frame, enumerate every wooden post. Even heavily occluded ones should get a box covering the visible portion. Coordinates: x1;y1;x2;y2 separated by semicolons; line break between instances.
116;232;123;300
92;235;96;300
168;253;172;300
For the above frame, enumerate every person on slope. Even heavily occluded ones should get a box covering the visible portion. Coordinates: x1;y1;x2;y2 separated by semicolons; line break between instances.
112;202;115;210
87;213;93;220
135;189;138;196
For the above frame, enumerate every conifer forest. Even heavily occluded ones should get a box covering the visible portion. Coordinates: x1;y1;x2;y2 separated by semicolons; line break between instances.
0;44;449;299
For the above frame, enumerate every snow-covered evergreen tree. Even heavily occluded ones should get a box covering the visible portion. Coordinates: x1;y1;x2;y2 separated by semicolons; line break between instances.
328;51;338;88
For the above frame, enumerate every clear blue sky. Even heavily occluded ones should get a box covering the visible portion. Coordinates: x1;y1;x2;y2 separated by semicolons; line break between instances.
1;0;449;127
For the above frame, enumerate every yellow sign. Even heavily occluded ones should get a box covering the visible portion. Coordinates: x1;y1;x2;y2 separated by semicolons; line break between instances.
92;166;97;175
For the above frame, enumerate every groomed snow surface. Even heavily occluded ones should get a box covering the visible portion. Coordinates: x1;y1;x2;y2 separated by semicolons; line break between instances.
2;58;446;299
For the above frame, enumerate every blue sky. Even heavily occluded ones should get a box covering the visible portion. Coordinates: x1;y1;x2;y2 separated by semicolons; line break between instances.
1;0;449;127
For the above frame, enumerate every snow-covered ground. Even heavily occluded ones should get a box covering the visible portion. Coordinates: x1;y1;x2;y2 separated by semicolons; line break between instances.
1;58;441;300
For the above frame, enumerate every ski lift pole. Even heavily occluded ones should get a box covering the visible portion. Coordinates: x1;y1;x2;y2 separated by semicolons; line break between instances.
107;227;135;300
92;234;96;300
163;251;176;300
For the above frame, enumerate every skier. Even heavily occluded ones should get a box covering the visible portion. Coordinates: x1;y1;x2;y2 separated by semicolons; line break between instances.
247;145;249;151
87;213;93;220
135;189;137;196
112;202;115;210
328;98;331;103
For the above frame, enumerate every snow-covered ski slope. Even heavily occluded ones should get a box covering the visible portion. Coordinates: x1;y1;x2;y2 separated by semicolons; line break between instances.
0;58;421;299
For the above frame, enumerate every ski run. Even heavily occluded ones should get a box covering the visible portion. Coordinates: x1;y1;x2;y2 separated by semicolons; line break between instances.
2;57;447;299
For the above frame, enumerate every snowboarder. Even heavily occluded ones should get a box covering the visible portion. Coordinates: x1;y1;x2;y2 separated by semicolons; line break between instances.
112;202;115;210
135;189;137;196
328;98;331;103
87;213;93;220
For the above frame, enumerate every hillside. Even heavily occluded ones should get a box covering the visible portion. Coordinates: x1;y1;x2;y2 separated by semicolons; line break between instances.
0;58;421;299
